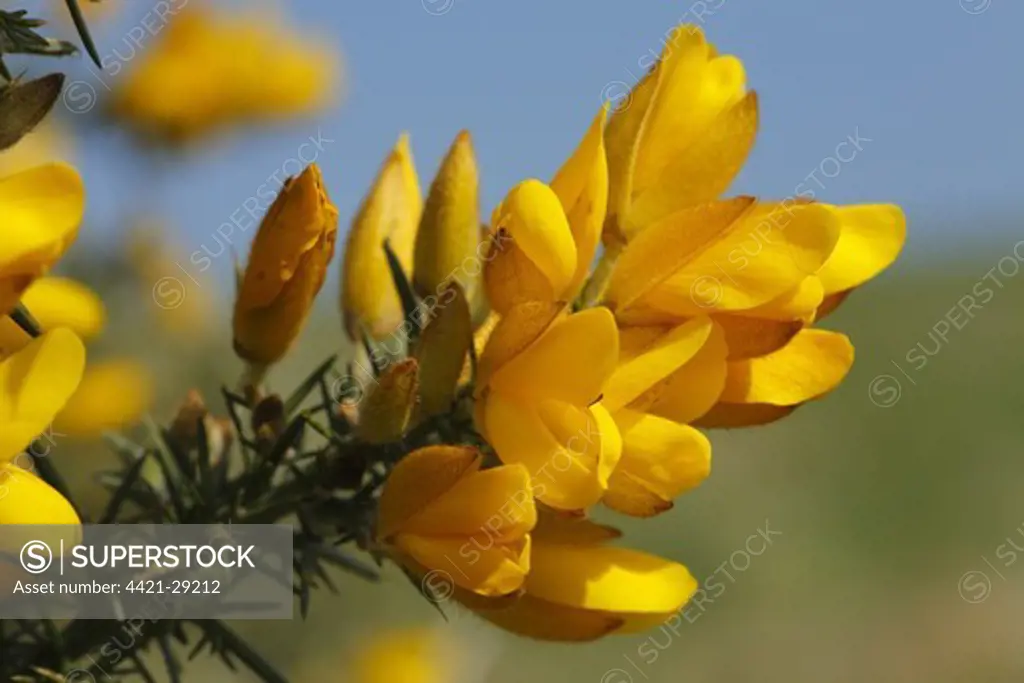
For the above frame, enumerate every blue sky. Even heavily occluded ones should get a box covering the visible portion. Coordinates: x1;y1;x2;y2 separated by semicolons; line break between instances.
50;0;1024;272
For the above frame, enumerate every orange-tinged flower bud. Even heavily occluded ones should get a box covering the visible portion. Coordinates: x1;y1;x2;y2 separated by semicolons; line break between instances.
233;164;338;368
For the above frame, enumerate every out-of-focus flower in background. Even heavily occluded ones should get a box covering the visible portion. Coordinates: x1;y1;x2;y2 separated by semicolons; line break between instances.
233;163;338;371
348;628;446;683
54;358;154;437
108;5;342;144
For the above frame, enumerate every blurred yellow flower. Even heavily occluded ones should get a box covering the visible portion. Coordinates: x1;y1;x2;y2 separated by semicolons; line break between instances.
475;304;621;511
377;445;536;597
464;513;696;641
20;276;105;341
413;131;481;299
110;6;341;143
0;328;85;465
0;163;85;315
342;133;422;340
350;629;444;683
233;163;338;368
54;359;154;437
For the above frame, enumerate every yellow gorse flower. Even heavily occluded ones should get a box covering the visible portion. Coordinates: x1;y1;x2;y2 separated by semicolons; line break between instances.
0;328;86;526
377;445;536;597
0;163;85;315
597;25;905;426
349;629;445;683
110;6;340;143
342;133;422;340
233;163;339;368
54;359;154;438
461;512;696;641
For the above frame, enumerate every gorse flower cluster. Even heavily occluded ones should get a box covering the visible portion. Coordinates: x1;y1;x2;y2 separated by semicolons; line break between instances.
230;24;905;641
0;10;904;680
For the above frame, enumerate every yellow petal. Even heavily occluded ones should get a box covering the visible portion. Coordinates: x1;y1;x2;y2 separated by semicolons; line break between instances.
414;130;481;298
396;534;530;597
632;28;747;197
527;542;697;623
637;202;841;316
475;301;565;392
603;318;712;412
490;307;618;405
484;179;577;314
377;446;482;540
639;320;728;424
742;276;824;322
0;328;85;462
720;329;854;405
403;463;536;539
626;91;757;236
342;136;422;339
0;463;79;525
551;106;609;296
414;282;471;418
604;409;710;517
0;163;84;313
355;359;419;444
21;277;106;340
817;204;907;296
606;197;755;312
483;394;618;511
53;359;153;437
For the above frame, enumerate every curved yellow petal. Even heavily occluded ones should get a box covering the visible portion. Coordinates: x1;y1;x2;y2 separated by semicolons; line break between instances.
485;179;577;313
817;204;907;296
475;301;564;392
53;359;153;437
377;445;482;540
403;464;535;539
720;329;854;405
21;277;106;340
715;314;805;359
606;197;755;312
0;316;31;359
639;202;841;316
490;307;617;405
605;409;710;517
527;543;697;621
603;318;712;412
551;106;609;296
626;91;757;236
0;463;80;525
483;394;616;511
469;592;623;642
742;276;824;322
641;320;728;424
632;28;747;197
396;534;530;597
0;328;85;462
